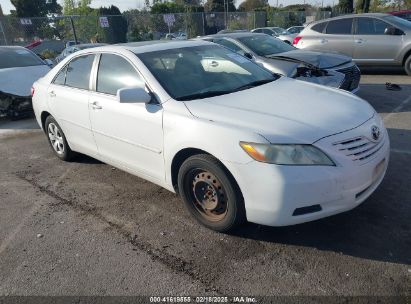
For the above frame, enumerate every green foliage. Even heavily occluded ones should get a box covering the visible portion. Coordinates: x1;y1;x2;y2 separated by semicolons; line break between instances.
337;0;354;13
151;2;186;14
238;0;268;12
11;0;61;17
204;0;236;12
40;49;57;59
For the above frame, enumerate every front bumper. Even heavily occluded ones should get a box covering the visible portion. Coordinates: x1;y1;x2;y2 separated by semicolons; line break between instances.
226;124;389;227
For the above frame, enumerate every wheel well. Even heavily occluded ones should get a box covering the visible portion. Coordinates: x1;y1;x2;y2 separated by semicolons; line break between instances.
40;111;50;131
402;49;411;66
171;148;208;193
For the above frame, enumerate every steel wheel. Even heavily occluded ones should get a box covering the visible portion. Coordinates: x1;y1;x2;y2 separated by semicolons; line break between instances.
48;122;65;155
187;168;229;222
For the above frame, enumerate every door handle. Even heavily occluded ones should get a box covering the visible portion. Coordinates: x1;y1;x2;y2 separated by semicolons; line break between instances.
320;39;328;44
49;91;56;97
355;39;364;44
91;101;102;110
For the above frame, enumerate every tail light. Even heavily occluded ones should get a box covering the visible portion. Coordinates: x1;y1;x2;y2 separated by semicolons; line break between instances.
293;36;302;45
31;87;35;97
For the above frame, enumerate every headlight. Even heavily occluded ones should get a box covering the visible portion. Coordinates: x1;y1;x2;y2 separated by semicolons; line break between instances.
240;142;335;166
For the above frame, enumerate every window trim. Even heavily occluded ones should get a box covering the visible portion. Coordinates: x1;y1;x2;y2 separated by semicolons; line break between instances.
324;18;354;35
51;53;96;92
354;17;393;35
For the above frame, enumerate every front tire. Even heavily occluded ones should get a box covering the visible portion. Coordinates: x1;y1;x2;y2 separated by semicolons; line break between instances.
404;55;411;76
45;115;75;161
177;154;246;232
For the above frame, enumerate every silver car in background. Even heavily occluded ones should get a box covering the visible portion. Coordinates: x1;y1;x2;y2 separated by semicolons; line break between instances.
251;27;286;36
277;26;305;44
293;13;411;75
200;32;361;92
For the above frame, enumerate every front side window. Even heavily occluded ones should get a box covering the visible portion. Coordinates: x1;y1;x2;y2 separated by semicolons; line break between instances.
0;48;45;69
97;54;142;95
262;29;274;35
65;54;95;90
357;17;390;35
326;18;353;34
238;35;295;56
137;45;277;101
214;39;244;53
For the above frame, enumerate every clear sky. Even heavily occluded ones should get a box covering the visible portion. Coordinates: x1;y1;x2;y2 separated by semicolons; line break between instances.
0;0;334;14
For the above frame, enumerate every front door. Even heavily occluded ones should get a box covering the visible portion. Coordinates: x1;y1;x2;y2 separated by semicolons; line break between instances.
89;53;164;181
353;17;403;64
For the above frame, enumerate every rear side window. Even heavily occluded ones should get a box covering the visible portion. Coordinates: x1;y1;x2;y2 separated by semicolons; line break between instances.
311;22;326;33
53;66;66;85
96;54;142;95
357;18;390;35
65;54;95;90
326;18;353;34
253;29;262;33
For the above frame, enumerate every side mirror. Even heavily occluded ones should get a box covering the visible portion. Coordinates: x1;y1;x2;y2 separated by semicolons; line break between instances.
44;59;53;67
117;86;151;104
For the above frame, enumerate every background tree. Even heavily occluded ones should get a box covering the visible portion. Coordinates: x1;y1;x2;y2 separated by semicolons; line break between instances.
204;0;236;12
98;5;127;43
10;0;61;17
238;0;268;11
337;0;354;13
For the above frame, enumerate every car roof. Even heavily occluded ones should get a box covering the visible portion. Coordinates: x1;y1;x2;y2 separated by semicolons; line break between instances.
202;32;267;39
309;12;390;25
74;40;214;55
74;43;107;49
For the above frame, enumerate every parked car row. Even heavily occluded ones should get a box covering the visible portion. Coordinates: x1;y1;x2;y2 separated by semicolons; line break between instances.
32;40;389;232
199;32;360;92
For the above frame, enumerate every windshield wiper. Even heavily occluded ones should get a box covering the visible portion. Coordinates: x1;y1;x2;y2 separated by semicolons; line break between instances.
177;90;233;101
266;55;318;68
233;78;276;92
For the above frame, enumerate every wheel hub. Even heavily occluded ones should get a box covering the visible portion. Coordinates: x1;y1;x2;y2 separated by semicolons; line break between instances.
192;171;226;215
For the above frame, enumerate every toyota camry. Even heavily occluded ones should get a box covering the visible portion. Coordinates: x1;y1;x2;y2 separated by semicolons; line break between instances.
32;40;389;232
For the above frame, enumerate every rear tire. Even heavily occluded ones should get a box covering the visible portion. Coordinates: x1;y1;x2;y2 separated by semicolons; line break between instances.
404;55;411;76
45;115;75;161
177;154;246;232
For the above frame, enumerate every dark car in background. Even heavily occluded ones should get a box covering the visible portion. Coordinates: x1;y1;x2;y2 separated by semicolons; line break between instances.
388;10;411;21
0;46;51;120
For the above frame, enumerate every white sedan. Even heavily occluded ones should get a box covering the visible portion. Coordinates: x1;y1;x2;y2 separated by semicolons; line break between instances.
32;40;389;232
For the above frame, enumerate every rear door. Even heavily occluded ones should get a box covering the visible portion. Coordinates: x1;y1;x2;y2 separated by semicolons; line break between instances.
88;53;164;181
320;18;354;57
353;17;403;64
47;54;98;156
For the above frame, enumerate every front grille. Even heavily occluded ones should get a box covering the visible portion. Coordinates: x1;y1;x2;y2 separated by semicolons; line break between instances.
332;132;385;164
337;65;361;91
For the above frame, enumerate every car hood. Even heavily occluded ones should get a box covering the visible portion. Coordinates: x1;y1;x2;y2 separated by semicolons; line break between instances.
0;65;50;97
184;77;374;143
269;49;352;69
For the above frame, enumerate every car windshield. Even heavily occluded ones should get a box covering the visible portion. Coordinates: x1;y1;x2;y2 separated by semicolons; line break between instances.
137;45;277;101
238;35;295;56
383;15;411;29
0;48;44;69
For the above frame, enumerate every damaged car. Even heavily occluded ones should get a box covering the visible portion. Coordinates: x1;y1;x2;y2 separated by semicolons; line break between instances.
0;46;51;119
200;32;360;92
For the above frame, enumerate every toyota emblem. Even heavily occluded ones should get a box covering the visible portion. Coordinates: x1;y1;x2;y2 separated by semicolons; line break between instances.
371;125;380;141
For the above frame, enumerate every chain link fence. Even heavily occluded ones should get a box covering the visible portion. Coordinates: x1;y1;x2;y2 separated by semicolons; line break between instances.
0;10;341;58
